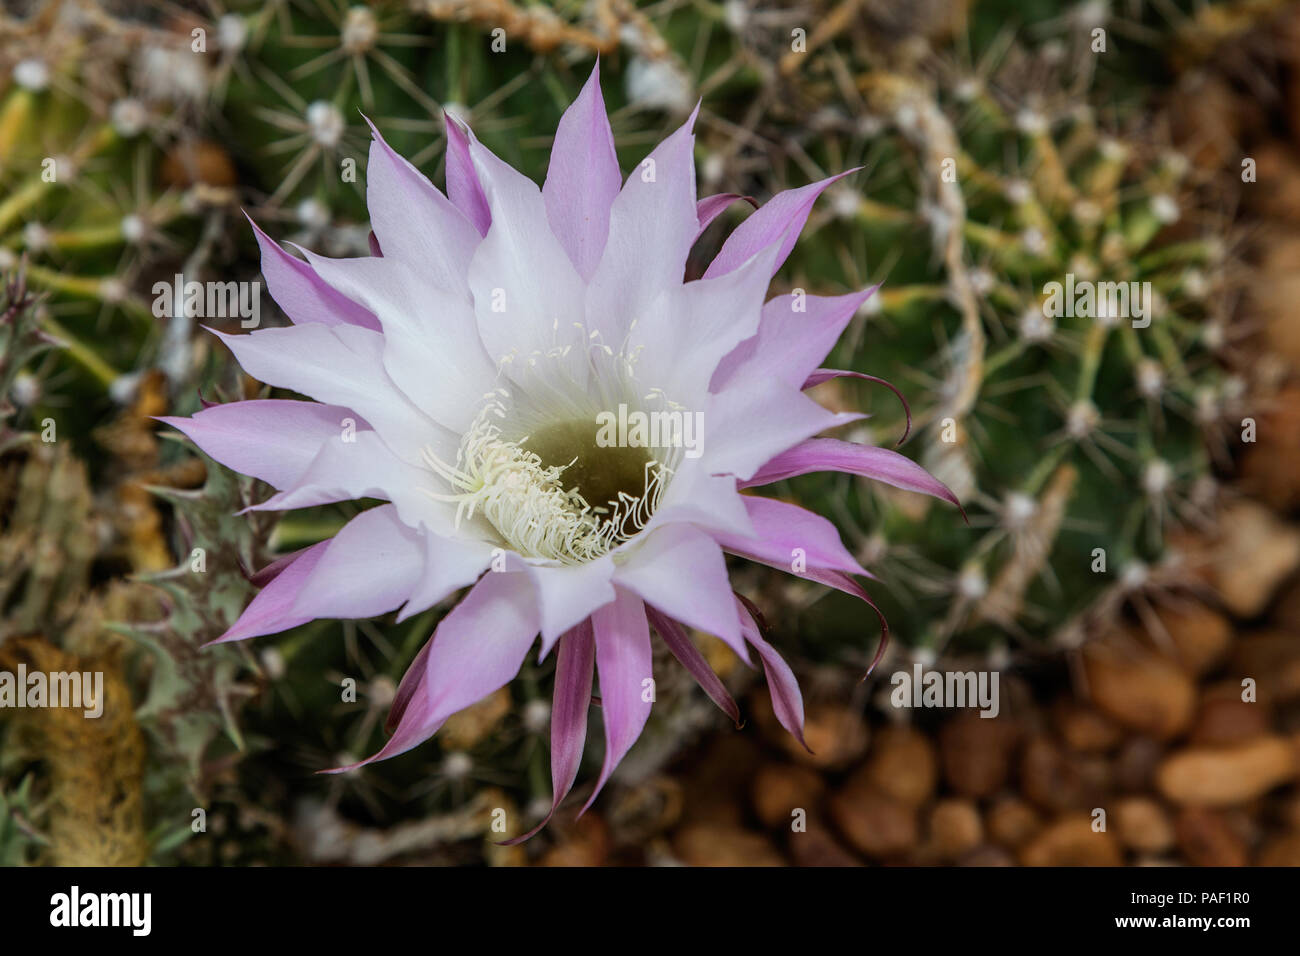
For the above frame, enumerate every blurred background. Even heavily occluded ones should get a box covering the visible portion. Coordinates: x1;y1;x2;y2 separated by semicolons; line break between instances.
1;0;1298;866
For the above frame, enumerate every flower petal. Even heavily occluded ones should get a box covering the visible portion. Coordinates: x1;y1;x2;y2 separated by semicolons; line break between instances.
289;504;424;621
500;619;595;844
585;106;699;345
543;62;620;280
741;437;963;513
712;494;866;577
211;323;454;465
329;569;539;771
362;116;480;292
711;286;877;393
208;539;330;645
443;112;491;237
526;555;617;656
703;171;854;279
645;605;741;727
246;214;379;330
156;399;366;491
582;587;652;812
397;534;497;622
613;522;746;661
736;595;808;749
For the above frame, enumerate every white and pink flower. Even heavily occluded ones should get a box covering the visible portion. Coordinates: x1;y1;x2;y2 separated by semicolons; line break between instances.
162;64;959;838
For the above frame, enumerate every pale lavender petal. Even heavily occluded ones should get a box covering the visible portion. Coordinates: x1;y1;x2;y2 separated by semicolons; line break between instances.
702;170;855;279
289;504;424;621
736;595;807;749
501;619;595;844
397;534;497;622
701;377;865;482
208;539;331;645
211;323;453;465
328;570;539;772
741;437;963;513
362;116;480;291
444;112;491;237
711;286;877;393
156;399;367;491
246;214;379;330
526;555;617;655
585;106;700;345
543;62;620;280
712;494;866;577
614;522;747;661
581;588;652;812
645;605;741;727
694;193;753;240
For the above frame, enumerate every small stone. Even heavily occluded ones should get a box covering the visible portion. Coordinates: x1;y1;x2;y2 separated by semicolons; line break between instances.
861;725;938;806
1209;501;1300;618
788;822;862;867
1020;735;1108;813
750;764;824;830
1115;736;1165;792
1150;602;1233;676
928;798;983;860
986;797;1042;849
1020;815;1123;867
758;698;869;770
828;781;918;860
1052;700;1122;753
1257;833;1300;866
537;814;610;867
958;845;1016;867
1231;630;1300;703
1114;797;1175;853
1240;386;1300;509
672;824;785;867
1157;735;1297;806
1190;681;1273;746
1083;637;1195;739
1175;808;1248;866
939;710;1021;798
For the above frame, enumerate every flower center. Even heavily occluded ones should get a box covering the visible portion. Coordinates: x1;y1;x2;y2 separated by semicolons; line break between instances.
423;399;670;564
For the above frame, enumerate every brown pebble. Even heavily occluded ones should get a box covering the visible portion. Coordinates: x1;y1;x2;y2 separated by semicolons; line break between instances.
537;814;610;867
788;822;863;867
828;781;918;860
1231;630;1300;704
1150;602;1232;676
1157;735;1297;806
986;797;1042;849
862;725;938;806
1257;833;1300;866
958;845;1016;867
1190;681;1273;746
1020;735;1109;813
939;710;1020;798
161;139;237;188
750;764;825;830
1020;815;1122;867
1114;797;1175;853
1209;501;1300;618
1115;736;1165;792
929;798;983;860
1052;700;1122;753
672;824;786;866
757;698;868;770
1083;637;1195;739
1175;808;1248;867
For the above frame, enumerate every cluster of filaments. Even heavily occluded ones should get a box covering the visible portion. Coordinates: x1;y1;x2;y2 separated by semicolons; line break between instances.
423;395;670;565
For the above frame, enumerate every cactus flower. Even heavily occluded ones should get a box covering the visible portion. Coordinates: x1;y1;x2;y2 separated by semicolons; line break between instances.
161;64;958;838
